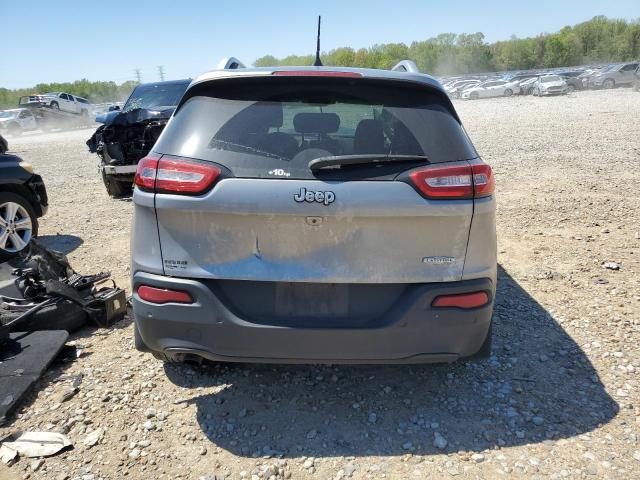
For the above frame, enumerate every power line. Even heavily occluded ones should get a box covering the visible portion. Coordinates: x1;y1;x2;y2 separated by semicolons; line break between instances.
134;69;142;84
157;66;165;81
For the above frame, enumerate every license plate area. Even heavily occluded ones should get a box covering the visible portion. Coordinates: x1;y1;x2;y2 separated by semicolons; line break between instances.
275;283;348;318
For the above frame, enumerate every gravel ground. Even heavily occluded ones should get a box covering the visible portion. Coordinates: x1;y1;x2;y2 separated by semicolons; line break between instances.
1;88;639;480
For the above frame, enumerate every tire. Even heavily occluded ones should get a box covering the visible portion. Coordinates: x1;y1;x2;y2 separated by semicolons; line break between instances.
503;88;513;97
0;192;38;261
603;78;615;89
101;170;133;198
527;87;534;95
567;84;575;93
470;91;479;100
50;101;59;110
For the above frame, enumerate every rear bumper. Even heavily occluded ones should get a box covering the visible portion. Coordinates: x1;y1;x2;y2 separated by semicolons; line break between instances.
132;272;495;364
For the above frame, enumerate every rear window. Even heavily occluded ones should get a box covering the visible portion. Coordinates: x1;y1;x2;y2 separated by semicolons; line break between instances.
155;77;477;180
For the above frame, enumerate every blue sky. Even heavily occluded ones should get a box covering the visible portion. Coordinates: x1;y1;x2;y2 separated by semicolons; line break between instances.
0;0;637;88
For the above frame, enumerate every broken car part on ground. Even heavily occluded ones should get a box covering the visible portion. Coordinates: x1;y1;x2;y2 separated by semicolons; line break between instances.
0;240;126;424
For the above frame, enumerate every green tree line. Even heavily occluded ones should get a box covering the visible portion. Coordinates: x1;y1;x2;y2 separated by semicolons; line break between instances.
1;16;638;109
0;79;137;110
255;16;640;74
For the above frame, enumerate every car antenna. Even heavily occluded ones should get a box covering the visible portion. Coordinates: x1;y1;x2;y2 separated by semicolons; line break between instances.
313;16;323;67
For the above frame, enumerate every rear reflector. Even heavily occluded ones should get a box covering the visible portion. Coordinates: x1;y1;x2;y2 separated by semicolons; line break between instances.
134;155;221;195
409;161;494;199
272;71;362;78
137;285;193;304
432;291;489;309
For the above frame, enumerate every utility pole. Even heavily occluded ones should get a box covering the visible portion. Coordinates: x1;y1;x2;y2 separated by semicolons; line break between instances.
134;69;142;84
157;66;165;81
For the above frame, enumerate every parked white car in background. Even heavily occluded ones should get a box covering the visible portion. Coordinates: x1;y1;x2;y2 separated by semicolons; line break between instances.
446;79;481;98
532;75;569;96
461;79;520;99
0;109;38;136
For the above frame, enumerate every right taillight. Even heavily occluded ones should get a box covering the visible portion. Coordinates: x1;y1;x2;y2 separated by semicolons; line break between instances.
134;154;221;195
471;162;495;198
409;161;494;199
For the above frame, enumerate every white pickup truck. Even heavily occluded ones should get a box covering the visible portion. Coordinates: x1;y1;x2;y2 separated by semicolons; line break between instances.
21;92;91;116
0;109;39;136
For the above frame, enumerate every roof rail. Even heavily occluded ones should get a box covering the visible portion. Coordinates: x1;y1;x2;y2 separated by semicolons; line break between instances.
391;60;419;73
217;57;246;70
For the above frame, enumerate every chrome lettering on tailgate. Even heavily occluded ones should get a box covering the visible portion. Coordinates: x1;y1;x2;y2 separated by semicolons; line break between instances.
422;256;455;264
294;187;335;206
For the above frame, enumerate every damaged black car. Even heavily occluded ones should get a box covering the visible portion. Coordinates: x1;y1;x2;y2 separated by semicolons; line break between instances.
86;79;190;197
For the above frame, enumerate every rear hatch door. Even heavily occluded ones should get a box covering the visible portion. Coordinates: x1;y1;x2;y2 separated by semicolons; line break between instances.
152;75;478;284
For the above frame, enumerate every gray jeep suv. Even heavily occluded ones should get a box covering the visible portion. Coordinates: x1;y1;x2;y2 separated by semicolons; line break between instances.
131;63;496;364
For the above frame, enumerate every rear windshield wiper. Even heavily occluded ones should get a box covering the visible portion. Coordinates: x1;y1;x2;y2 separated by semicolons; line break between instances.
209;139;286;160
309;154;429;171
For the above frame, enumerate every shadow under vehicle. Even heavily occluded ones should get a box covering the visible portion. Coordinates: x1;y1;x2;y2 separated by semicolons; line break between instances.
86;79;190;197
163;266;618;458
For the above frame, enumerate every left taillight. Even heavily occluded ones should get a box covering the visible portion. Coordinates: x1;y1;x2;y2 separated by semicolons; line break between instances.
134;154;221;195
134;154;160;191
408;161;494;199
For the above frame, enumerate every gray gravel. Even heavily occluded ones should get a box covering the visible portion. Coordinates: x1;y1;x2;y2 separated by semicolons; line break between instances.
0;88;639;480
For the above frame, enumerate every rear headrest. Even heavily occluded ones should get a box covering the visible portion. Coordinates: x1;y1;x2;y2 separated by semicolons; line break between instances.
293;112;340;134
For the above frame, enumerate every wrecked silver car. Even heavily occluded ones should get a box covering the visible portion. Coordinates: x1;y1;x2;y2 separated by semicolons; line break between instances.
86;79;190;197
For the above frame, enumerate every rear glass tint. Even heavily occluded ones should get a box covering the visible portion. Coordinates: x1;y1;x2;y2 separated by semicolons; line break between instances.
154;77;477;179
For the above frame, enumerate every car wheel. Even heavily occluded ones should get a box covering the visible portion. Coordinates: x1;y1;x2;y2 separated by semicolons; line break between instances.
470;91;479;100
0;192;38;261
101;170;133;198
603;78;615;89
567;85;575;93
503;88;513;97
50;101;59;110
